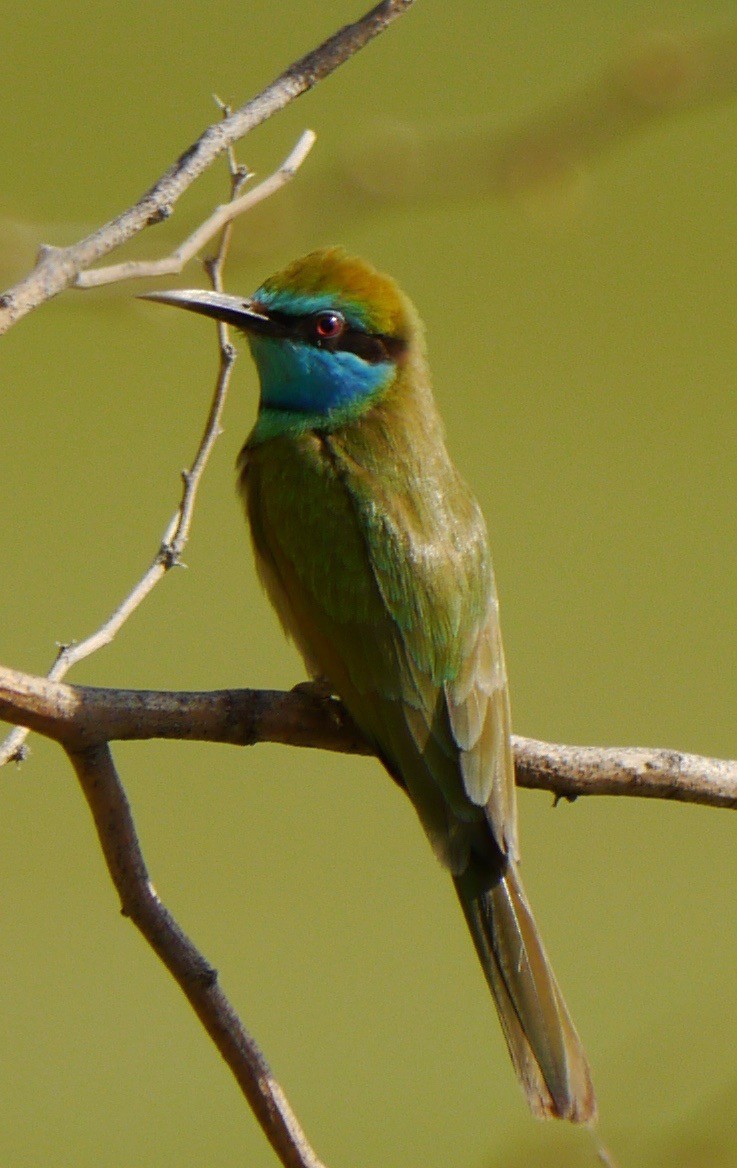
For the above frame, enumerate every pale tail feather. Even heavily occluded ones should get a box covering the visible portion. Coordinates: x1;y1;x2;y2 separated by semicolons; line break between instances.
454;860;596;1123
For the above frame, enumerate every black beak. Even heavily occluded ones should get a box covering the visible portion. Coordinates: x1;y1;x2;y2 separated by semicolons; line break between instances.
140;289;282;336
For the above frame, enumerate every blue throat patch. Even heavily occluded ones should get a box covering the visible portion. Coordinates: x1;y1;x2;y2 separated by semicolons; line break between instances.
246;333;395;442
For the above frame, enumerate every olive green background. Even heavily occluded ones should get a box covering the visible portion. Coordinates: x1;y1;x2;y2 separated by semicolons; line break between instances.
2;2;737;1165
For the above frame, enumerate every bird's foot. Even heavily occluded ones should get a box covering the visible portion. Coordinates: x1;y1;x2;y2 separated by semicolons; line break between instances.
291;676;336;700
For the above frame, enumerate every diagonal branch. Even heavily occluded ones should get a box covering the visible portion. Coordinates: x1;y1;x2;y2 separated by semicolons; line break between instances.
67;740;328;1168
2;664;736;810
76;129;316;288
0;0;416;334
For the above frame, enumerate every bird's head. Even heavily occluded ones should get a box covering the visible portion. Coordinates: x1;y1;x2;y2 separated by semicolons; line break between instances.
144;248;422;440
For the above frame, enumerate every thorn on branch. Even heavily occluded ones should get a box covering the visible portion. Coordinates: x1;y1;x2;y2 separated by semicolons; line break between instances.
194;964;219;990
552;791;578;808
147;204;173;225
159;542;185;569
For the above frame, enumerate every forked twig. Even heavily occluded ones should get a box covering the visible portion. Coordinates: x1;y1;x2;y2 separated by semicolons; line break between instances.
0;120;299;768
0;0;415;334
76;130;316;288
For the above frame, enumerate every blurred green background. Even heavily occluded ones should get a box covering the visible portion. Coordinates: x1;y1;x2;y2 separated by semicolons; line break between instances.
3;2;737;1165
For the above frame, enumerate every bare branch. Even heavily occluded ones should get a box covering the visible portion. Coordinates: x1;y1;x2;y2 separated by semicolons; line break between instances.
76;130;316;288
0;296;234;772
67;741;328;1168
0;667;371;757
1;13;419;1156
0;125;253;767
0;0;416;333
0;3;416;768
2;665;735;810
511;737;737;810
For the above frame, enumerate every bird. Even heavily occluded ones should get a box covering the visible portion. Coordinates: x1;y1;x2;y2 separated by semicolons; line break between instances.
143;248;596;1123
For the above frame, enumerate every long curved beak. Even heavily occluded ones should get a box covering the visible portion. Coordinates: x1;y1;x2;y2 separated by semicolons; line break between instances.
140;289;280;336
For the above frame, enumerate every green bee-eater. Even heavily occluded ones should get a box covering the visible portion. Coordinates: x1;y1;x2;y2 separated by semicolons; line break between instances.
144;249;595;1122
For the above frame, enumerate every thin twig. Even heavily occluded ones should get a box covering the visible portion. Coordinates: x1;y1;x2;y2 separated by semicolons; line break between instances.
76;130;316;288
166;99;251;564
0;124;253;768
2;665;736;811
0;0;415;333
67;741;327;1168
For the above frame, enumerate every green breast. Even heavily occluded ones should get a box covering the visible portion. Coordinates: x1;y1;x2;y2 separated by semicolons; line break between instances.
238;381;491;699
236;381;504;867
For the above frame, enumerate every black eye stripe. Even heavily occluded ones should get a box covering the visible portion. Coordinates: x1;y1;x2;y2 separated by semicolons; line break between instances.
262;307;406;364
337;330;406;363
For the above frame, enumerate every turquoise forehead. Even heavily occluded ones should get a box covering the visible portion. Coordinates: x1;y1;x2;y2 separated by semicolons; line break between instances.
254;285;380;333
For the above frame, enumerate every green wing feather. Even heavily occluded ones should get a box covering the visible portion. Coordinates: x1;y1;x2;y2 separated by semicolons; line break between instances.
240;405;512;868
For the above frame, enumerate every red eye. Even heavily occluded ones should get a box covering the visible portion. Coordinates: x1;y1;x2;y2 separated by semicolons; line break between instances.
313;310;345;340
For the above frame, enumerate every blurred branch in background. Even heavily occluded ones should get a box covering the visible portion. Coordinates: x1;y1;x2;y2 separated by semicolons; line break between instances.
237;20;737;245
2;19;737;286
